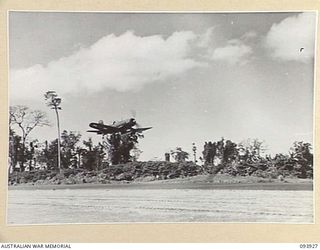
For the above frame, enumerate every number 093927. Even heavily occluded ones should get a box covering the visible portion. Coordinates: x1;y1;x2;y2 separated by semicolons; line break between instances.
300;244;318;248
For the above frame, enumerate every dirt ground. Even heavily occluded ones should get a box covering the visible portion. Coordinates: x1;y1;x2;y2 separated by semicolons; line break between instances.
7;188;313;224
9;173;313;191
7;174;313;224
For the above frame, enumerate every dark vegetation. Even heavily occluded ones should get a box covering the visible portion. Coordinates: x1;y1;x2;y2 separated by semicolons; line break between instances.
8;94;313;185
8;161;202;185
201;138;313;179
8;129;313;186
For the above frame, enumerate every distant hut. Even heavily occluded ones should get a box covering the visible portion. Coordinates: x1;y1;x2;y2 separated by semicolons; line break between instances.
165;153;170;162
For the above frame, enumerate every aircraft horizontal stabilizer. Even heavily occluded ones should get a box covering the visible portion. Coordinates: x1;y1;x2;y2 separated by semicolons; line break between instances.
133;127;152;133
86;130;101;134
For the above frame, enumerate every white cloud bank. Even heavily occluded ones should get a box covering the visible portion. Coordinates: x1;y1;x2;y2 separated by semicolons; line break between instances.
10;31;205;100
264;12;316;62
197;27;215;48
211;39;253;65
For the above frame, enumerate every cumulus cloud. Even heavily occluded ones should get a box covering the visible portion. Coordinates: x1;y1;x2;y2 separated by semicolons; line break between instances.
197;27;215;48
241;31;257;41
264;12;316;62
10;30;205;101
211;39;253;65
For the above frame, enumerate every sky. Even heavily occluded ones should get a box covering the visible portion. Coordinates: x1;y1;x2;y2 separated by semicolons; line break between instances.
9;12;316;161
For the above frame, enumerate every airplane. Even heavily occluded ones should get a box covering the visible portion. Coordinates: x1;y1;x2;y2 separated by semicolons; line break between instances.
87;118;152;135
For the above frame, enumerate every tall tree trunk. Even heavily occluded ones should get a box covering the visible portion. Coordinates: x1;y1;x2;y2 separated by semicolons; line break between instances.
21;136;26;172
77;152;81;169
55;108;61;171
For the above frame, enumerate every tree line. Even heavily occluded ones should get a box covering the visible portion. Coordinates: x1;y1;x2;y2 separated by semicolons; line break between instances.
9;124;145;172
8;91;143;173
8;91;313;179
170;138;313;178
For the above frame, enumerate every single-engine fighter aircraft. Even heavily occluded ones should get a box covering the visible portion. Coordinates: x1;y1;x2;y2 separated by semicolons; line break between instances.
87;118;152;135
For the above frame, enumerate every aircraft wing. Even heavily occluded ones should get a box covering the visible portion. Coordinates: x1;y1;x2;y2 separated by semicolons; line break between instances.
90;123;117;130
103;124;118;129
89;122;119;133
131;127;152;133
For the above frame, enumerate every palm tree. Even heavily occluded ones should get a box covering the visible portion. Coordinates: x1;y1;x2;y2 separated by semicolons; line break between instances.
44;91;62;171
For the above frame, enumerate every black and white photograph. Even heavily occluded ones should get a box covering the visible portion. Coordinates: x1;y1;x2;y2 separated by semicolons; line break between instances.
7;11;316;225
